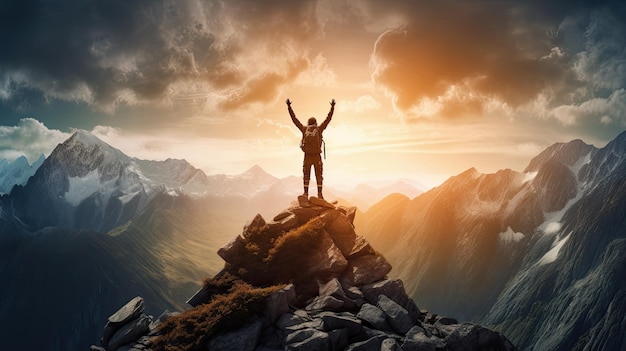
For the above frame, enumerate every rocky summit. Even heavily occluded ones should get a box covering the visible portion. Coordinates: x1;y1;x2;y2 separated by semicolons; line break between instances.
91;196;516;351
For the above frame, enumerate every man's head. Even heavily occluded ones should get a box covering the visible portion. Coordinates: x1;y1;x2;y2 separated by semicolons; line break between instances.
307;117;317;125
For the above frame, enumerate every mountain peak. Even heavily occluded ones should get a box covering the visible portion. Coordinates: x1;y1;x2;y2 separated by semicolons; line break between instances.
242;164;276;180
524;139;595;173
69;129;103;144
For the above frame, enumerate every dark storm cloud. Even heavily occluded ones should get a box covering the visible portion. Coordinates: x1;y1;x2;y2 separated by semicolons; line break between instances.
368;0;626;120
0;0;320;112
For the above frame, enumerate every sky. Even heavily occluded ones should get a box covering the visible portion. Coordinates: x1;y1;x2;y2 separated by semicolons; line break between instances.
1;0;625;188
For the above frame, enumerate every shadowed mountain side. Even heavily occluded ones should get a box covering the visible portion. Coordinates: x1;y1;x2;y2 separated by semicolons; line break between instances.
356;131;626;350
0;192;238;351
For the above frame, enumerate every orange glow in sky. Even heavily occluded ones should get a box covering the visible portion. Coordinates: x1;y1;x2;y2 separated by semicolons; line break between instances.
1;1;624;189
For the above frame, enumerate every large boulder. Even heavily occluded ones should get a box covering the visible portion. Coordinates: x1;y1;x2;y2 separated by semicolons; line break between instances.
217;234;247;265
357;303;394;332
377;295;413;335
341;253;392;286
305;230;348;280
361;279;421;322
206;319;264;351
101;296;145;347
107;314;152;351
266;284;297;324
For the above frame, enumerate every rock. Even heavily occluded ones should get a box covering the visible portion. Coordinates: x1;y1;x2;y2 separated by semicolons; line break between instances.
90;346;106;351
336;205;358;225
268;213;299;233
277;312;311;329
318;209;341;226
259;325;285;349
108;314;152;351
345;335;386;351
285;330;330;351
266;284;296;323
328;328;350;350
325;214;360;257
356;303;393;332
309;196;336;209
291;206;326;224
243;213;267;239
273;210;292;222
297;195;310;207
319;278;346;298
345;286;364;300
320;313;362;336
102;296;145;347
286;328;319;344
341;254;392;286
381;337;402;351
435;316;458;325
347;236;376;258
442;323;516;351
361;279;420;322
318;278;357;311
377;295;414;335
401;330;437;351
305;230;348;280
285;319;324;332
306;295;344;312
206;319;263;351
217;234;247;265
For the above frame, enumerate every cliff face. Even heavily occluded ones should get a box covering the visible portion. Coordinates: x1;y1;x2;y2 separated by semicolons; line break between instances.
92;196;516;351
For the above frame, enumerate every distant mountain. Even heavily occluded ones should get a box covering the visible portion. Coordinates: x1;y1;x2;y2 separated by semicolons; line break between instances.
0;154;44;195
204;164;278;198
343;181;423;210
4;130;212;232
357;132;626;350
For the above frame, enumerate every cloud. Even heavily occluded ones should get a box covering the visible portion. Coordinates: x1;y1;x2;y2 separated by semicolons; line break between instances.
0;118;69;162
0;0;327;113
340;95;382;114
550;89;626;126
367;0;626;122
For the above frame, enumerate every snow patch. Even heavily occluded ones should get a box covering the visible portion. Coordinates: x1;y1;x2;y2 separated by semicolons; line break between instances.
499;227;525;244
65;170;101;206
538;232;572;265
544;222;562;234
570;152;592;177
118;191;140;205
523;171;537;183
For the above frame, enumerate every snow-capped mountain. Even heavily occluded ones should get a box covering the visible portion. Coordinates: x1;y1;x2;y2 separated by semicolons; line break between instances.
0;154;45;195
204;164;279;198
357;131;626;350
5;130;212;232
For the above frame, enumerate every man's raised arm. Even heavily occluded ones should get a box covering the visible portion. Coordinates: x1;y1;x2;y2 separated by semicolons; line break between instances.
286;99;304;131
320;99;335;130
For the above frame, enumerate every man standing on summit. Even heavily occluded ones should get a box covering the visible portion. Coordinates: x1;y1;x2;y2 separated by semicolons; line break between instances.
287;98;335;199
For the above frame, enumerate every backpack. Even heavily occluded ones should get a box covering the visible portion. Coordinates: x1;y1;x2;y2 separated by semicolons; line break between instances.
300;125;323;154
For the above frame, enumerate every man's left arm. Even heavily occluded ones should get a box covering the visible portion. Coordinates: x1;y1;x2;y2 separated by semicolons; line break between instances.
320;99;335;131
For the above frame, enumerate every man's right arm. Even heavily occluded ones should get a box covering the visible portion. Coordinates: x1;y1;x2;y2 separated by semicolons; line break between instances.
287;99;304;131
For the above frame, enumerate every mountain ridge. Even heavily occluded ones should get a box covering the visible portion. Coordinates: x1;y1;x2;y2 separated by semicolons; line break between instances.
357;130;626;350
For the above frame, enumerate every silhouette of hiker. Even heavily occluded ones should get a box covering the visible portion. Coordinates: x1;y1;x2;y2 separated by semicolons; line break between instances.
287;98;335;199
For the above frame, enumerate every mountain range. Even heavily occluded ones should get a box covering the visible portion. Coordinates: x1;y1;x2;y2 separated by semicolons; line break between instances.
0;130;421;350
0;154;45;195
1;129;625;350
356;131;626;350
